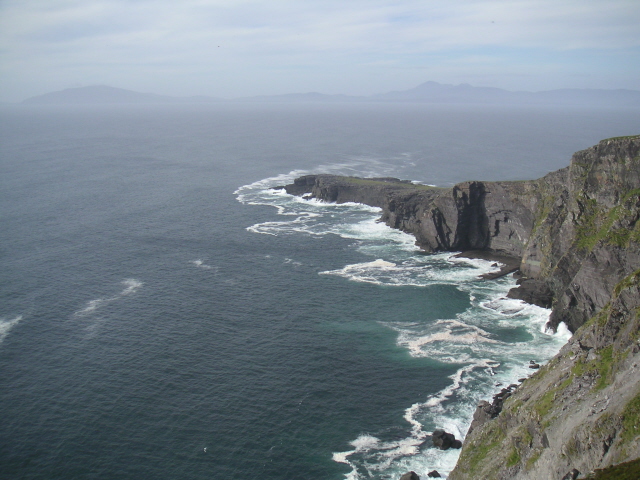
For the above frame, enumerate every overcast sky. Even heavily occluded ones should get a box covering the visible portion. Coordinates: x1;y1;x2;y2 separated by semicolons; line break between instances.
1;0;639;102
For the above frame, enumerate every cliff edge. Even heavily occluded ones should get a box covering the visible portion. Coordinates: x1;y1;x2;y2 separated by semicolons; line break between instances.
283;135;640;334
282;135;640;478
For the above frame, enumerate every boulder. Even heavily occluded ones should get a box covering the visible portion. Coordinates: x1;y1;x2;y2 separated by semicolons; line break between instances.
432;429;462;450
399;471;420;480
427;470;441;478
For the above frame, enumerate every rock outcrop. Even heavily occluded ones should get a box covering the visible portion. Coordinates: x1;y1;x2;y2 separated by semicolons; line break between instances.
282;135;640;334
431;430;463;450
399;471;420;480
283;135;640;479
448;269;640;479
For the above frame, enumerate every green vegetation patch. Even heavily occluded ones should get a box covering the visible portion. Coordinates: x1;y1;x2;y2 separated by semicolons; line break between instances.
574;195;604;251
534;389;556;419
460;422;507;476
506;446;520;467
613;269;640;298
573;189;640;252
341;176;443;191
503;397;522;415
594;345;615;391
586;457;640;480
620;390;640;444
602;134;640;142
525;448;542;470
569;344;619;391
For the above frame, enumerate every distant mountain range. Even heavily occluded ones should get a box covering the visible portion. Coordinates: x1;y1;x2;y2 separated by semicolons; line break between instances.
21;85;225;105
21;82;640;107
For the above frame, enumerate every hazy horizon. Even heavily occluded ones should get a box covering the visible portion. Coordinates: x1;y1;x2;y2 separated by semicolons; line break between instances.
10;81;640;106
1;1;639;103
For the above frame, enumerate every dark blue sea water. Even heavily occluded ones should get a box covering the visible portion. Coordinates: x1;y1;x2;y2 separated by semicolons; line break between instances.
1;103;639;479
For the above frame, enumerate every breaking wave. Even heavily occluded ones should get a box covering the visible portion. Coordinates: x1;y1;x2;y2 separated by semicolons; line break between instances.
237;169;571;479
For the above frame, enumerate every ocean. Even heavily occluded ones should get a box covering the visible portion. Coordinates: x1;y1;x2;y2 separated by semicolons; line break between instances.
1;102;639;479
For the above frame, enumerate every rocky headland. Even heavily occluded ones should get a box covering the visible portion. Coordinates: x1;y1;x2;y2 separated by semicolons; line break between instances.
281;135;640;479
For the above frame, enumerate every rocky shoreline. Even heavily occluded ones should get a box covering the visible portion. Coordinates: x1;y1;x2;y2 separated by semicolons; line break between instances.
281;135;640;479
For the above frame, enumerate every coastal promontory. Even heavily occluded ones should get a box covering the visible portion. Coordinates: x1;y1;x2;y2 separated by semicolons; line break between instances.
281;135;640;479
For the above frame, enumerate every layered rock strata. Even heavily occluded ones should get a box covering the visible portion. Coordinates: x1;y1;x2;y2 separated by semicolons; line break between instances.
283;136;640;478
282;135;640;334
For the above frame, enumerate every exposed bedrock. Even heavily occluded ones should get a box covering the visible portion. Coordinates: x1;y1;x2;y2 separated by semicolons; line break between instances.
283;135;640;479
282;135;640;334
448;269;640;479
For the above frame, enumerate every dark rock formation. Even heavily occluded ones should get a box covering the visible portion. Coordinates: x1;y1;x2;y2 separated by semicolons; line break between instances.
281;136;640;479
431;430;462;450
427;470;441;478
399;471;420;480
506;278;553;308
467;383;521;436
561;469;580;480
449;269;640;479
281;135;640;334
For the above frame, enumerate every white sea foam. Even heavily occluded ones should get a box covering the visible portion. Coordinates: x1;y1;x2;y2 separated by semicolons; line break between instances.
320;253;501;287
76;298;105;316
554;321;573;341
239;168;570;479
191;259;216;271
284;258;303;266
121;279;142;295
334;280;569;479
0;315;22;345
74;279;143;318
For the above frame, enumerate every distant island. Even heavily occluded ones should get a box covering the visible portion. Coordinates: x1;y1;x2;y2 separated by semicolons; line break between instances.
20;85;225;105
20;82;640;107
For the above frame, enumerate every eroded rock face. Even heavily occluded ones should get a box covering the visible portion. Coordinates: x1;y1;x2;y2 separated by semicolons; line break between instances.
282;136;640;479
431;430;462;450
521;136;640;332
282;136;640;334
448;270;640;480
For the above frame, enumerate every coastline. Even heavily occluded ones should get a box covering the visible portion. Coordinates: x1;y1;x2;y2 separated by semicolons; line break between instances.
280;135;640;479
453;250;521;280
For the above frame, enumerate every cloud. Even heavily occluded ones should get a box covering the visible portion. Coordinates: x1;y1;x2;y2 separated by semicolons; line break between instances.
0;0;638;100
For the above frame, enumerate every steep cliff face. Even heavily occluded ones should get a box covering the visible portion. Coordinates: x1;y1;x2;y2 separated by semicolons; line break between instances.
522;137;640;332
446;137;640;479
283;136;640;478
283;136;640;335
448;269;640;480
285;176;538;258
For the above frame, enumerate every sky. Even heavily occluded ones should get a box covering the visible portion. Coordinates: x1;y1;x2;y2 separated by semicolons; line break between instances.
0;0;639;102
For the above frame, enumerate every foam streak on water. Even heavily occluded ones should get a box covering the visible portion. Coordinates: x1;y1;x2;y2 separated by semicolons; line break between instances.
74;278;143;318
0;315;23;345
238;171;571;479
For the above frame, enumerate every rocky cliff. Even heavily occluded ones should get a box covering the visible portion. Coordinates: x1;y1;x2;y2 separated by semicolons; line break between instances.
448;268;640;479
283;135;640;334
283;135;640;478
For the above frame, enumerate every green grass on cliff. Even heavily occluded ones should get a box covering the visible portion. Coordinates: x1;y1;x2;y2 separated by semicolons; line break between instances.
586;457;640;479
602;134;640;142
573;187;640;251
620;391;640;444
613;268;640;297
458;421;506;476
337;177;443;191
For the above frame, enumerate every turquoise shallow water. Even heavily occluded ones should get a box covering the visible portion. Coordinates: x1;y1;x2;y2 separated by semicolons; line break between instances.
0;103;638;479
